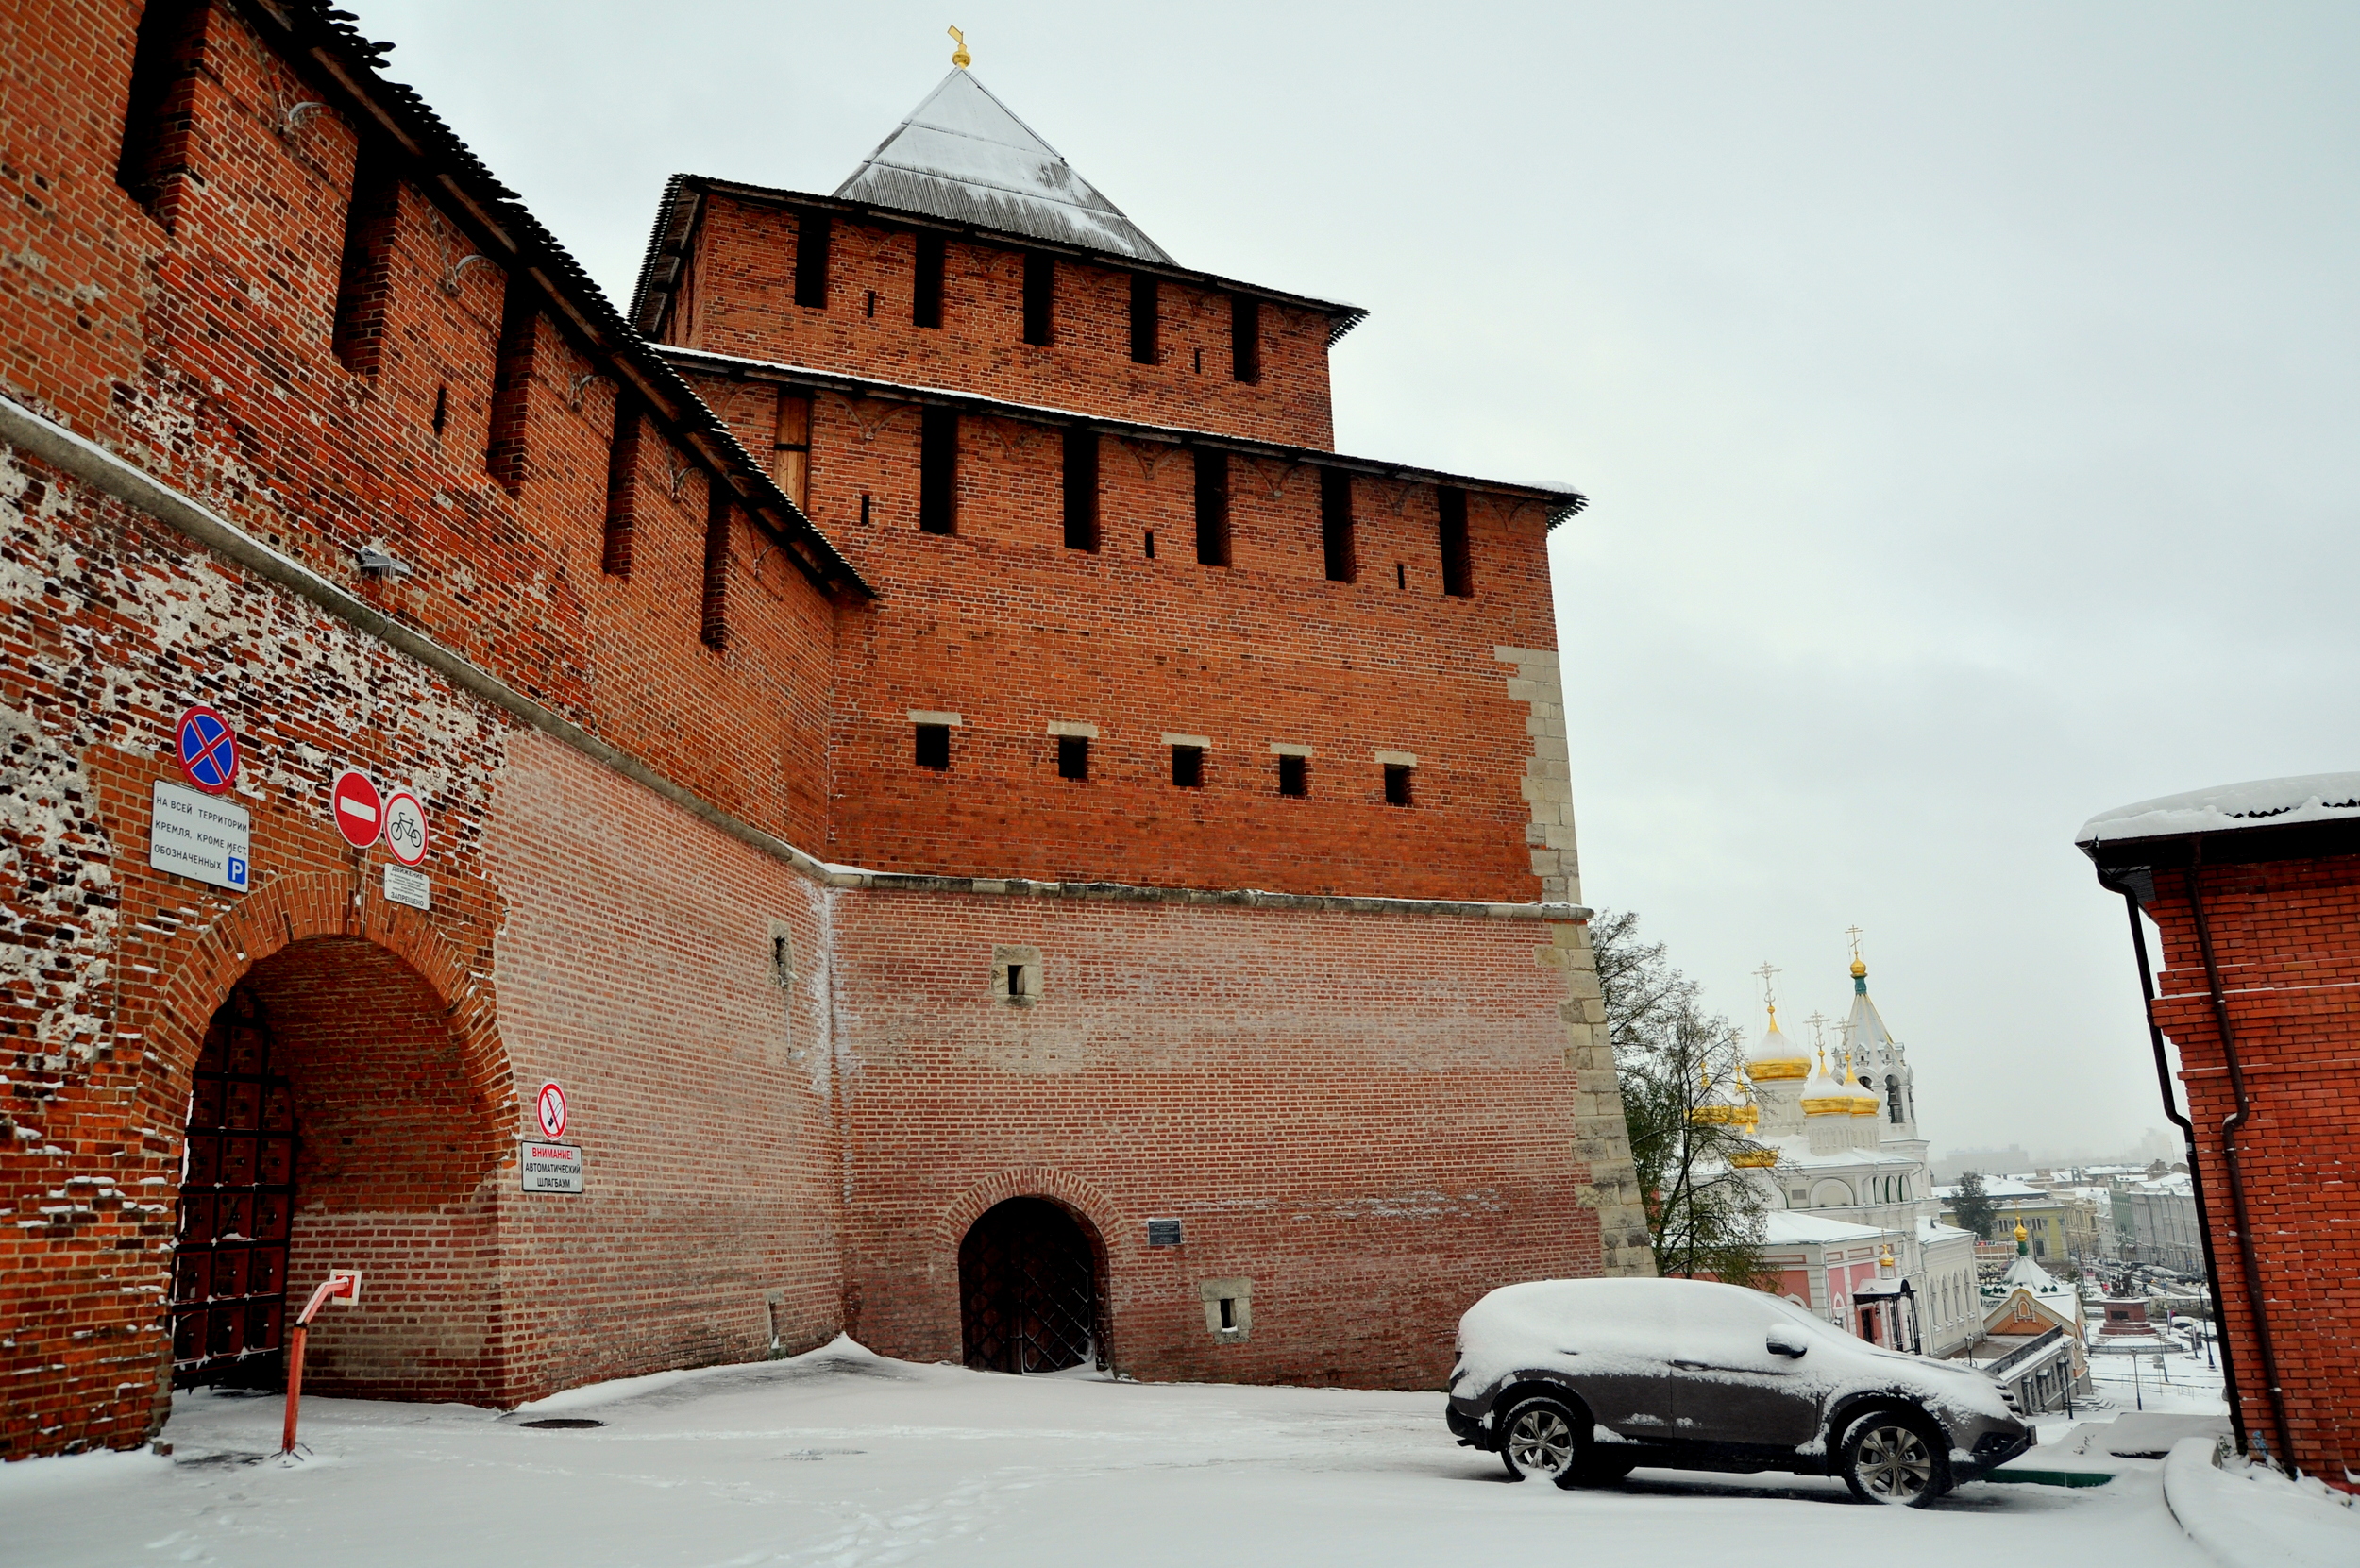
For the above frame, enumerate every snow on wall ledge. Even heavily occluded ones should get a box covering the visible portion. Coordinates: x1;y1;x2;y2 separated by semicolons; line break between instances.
2077;774;2360;846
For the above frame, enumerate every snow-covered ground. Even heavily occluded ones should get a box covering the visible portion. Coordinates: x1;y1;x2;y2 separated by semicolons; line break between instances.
0;1338;2335;1568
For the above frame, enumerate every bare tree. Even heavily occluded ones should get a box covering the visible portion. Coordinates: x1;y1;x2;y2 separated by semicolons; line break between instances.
1592;909;1773;1286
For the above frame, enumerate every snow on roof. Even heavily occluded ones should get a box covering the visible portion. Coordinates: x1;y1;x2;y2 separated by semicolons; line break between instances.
2078;773;2360;847
1763;1212;1888;1245
835;70;1174;264
1934;1177;2047;1200
1918;1218;1977;1242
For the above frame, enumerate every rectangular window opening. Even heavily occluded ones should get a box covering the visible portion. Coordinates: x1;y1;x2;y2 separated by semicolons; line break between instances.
772;392;812;513
1438;485;1474;598
860;492;872;528
1320;467;1356;582
794;210;831;309
1062;428;1100;551
430;382;448;437
1129;273;1159;364
1144;529;1155;559
1218;1297;1236;1330
919;406;958;534
1384;764;1414;807
330;140;400;374
1056;735;1089;781
915;723;951;770
1395;561;1406;590
1022;252;1055;346
1007;963;1027;999
1172;745;1205;789
1193;448;1230;567
600;397;642;576
115;0;208;225
913;231;945;328
485;274;537;495
1230;293;1260;383
1278;754;1308;798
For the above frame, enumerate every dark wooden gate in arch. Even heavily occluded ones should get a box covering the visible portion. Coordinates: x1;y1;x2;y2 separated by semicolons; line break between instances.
959;1197;1104;1374
168;983;296;1388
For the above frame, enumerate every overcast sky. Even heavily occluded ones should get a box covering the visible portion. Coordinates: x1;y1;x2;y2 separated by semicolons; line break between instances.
356;1;2357;1163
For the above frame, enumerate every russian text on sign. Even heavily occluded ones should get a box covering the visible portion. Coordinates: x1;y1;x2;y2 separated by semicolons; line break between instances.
149;780;250;893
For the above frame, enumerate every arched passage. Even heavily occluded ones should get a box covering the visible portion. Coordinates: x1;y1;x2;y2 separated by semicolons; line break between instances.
958;1197;1105;1374
165;935;506;1403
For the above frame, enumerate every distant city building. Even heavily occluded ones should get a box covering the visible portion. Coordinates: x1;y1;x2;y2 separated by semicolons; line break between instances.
2113;1171;2204;1273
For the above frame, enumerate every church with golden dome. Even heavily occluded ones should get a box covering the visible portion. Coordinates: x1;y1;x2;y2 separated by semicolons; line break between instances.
1731;945;1981;1358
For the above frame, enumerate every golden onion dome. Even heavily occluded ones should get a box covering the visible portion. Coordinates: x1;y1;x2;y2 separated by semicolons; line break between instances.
1745;1003;1812;1081
1799;1048;1855;1116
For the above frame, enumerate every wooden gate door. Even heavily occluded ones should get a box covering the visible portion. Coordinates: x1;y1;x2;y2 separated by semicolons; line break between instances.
959;1197;1100;1374
169;985;296;1388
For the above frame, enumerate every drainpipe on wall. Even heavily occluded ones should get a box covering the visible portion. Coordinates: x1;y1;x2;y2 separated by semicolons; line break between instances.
2178;843;2298;1473
2110;882;2248;1452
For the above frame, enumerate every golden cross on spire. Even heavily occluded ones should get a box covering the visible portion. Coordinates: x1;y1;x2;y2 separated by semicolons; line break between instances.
1846;925;1864;961
1805;1009;1830;1050
1753;961;1780;1020
948;25;970;68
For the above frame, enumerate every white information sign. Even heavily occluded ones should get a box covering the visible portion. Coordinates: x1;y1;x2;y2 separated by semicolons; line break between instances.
150;780;250;892
520;1141;584;1194
382;863;430;911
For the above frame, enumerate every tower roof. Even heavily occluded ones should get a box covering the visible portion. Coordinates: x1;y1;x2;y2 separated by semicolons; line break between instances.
835;70;1174;264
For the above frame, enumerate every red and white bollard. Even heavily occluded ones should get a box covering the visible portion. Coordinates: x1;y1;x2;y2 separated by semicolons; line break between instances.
280;1270;362;1457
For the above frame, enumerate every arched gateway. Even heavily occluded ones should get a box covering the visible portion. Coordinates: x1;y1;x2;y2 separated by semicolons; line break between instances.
958;1198;1105;1374
163;934;507;1402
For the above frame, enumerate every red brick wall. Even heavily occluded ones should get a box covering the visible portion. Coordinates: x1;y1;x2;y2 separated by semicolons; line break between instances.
2142;852;2360;1491
831;892;1593;1388
676;194;1338;450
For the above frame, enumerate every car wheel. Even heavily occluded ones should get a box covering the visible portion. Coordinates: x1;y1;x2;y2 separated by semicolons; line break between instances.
1497;1394;1585;1484
1838;1409;1947;1507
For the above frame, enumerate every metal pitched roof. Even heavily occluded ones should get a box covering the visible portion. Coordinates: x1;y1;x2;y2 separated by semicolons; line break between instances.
834;70;1174;264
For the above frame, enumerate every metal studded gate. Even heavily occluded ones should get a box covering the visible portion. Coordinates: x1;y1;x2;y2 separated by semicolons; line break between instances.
959;1197;1103;1374
169;985;296;1388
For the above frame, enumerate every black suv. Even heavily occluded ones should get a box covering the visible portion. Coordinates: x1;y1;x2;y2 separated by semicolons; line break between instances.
1447;1277;2032;1506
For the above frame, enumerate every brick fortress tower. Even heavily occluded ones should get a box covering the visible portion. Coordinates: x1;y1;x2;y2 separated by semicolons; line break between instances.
0;7;1645;1458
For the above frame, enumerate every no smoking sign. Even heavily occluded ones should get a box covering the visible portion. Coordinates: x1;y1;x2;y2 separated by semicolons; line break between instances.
535;1082;567;1140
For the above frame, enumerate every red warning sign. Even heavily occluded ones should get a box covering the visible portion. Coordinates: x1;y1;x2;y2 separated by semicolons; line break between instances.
330;768;382;849
535;1082;567;1140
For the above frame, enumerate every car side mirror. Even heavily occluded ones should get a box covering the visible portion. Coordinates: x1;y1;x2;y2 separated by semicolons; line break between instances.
1765;1328;1808;1359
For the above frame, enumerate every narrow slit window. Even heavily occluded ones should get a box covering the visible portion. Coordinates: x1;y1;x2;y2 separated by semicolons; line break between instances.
114;0;208;225
1063;428;1099;551
1278;754;1308;798
915;723;951;770
1438;485;1474;598
1193;448;1230;567
1172;745;1205;788
1218;1297;1236;1330
1384;764;1414;807
794;210;831;310
913;232;945;329
919;406;958;535
485;274;538;495
1022;252;1054;346
1057;735;1089;781
1230;294;1260;383
430;382;448;437
1143;530;1155;559
1129;273;1159;364
1007;963;1027;999
330;141;400;374
1320;468;1356;582
700;486;731;650
772;392;812;513
601;397;641;576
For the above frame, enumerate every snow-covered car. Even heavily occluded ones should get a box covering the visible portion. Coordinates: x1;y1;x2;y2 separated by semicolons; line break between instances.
1446;1277;2032;1506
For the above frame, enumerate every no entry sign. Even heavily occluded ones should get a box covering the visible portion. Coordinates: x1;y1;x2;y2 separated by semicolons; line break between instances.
535;1081;567;1140
175;705;239;795
382;789;429;867
330;768;382;849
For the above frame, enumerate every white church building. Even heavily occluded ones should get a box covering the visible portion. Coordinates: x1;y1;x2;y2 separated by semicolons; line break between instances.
1734;952;1981;1358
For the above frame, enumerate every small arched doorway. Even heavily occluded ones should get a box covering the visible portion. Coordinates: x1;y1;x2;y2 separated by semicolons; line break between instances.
958;1197;1104;1374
